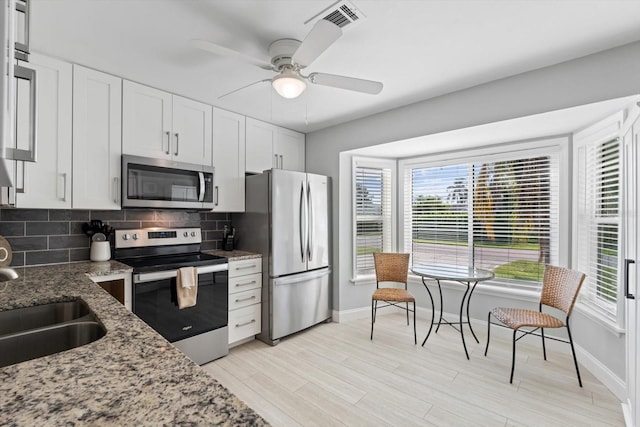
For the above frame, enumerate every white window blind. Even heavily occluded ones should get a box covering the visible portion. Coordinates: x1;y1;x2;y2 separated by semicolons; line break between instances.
354;165;392;276
404;152;559;288
576;138;620;321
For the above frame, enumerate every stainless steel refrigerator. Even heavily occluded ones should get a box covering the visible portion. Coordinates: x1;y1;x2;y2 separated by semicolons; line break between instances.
234;169;331;345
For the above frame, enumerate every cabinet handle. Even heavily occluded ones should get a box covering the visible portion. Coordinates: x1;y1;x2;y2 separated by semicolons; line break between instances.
113;177;119;204
235;264;257;271
235;319;256;328
214;186;219;206
235;280;257;287
174;133;179;156
235;296;256;303
58;173;67;201
625;259;636;299
279;155;283;169
165;131;171;155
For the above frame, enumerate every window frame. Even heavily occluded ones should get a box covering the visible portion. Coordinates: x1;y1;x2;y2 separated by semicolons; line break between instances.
572;111;626;332
351;156;397;282
398;137;570;289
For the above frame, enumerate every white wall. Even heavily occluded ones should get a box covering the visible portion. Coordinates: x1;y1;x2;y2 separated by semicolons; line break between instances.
307;41;640;390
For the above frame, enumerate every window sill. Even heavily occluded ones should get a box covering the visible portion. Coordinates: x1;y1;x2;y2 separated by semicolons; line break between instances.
350;275;376;286
573;302;625;337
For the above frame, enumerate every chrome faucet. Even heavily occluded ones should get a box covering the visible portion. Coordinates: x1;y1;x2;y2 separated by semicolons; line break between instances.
0;267;19;281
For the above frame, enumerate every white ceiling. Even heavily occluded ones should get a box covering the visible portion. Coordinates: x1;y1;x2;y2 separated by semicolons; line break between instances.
30;0;640;133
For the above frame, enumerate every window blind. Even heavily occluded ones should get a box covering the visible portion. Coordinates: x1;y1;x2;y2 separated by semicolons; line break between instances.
404;152;559;288
577;138;620;321
354;166;392;275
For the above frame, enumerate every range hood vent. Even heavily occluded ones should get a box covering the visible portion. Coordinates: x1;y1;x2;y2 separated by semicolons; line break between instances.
304;0;365;30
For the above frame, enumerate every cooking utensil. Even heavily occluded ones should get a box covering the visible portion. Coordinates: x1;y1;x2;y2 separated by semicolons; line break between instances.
92;233;107;242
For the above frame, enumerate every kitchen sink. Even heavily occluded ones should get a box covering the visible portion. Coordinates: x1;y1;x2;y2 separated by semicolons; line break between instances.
0;299;106;368
0;299;92;336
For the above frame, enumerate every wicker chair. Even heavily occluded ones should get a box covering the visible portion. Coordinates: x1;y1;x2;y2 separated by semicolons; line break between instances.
484;265;586;386
371;253;416;344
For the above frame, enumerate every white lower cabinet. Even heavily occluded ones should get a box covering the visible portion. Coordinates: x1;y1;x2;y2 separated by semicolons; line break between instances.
228;258;262;345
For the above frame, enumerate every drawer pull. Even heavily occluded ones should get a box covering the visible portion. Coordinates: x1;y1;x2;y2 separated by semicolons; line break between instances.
235;264;257;270
235;280;256;287
235;296;257;303
235;319;256;328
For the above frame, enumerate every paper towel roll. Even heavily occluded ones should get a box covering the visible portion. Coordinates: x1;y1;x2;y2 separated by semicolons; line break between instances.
0;236;13;266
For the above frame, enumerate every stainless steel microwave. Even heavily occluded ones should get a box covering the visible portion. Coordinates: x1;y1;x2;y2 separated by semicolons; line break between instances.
121;155;214;209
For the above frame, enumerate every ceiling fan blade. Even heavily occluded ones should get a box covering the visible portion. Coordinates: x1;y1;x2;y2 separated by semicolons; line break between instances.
218;79;271;99
191;39;273;70
308;72;383;95
292;20;342;68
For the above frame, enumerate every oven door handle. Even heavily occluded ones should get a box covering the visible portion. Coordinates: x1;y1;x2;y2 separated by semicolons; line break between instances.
133;263;229;284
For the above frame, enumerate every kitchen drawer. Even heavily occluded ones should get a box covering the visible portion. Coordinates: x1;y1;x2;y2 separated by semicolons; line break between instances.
229;272;261;294
229;287;261;311
228;304;261;343
228;258;261;278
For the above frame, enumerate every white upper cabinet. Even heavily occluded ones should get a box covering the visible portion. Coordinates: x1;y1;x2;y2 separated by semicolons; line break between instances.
122;80;212;166
15;53;72;209
72;65;122;210
276;126;305;172
212;108;245;212
245;117;305;174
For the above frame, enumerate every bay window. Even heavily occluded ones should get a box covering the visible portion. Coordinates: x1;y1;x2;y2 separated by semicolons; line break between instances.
401;143;562;290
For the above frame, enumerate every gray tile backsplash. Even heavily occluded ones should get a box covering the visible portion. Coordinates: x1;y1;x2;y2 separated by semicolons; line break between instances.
0;209;231;267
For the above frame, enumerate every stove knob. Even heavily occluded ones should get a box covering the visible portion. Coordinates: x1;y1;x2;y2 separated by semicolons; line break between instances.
132;233;139;240
183;231;189;237
190;231;196;237
122;234;130;241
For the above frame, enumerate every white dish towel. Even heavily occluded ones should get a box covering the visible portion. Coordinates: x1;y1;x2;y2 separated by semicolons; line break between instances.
177;266;198;309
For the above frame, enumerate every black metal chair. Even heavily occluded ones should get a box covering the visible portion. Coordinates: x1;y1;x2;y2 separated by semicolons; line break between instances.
370;253;416;344
484;265;586;386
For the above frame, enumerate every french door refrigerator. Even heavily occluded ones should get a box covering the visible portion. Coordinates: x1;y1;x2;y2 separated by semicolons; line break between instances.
235;169;331;345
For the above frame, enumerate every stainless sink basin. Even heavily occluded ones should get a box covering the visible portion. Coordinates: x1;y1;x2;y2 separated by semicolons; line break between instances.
0;299;106;368
0;299;92;336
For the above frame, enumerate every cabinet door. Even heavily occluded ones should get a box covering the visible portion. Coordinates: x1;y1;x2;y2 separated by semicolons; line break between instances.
122;80;172;160
16;54;72;208
245;117;276;174
276;127;305;172
73;65;122;210
212;108;245;211
172;95;212;166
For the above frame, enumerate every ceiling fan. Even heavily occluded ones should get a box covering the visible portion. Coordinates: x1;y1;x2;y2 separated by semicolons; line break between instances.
192;20;383;99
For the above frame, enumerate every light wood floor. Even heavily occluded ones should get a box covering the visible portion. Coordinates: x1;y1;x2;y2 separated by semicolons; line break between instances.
203;312;624;426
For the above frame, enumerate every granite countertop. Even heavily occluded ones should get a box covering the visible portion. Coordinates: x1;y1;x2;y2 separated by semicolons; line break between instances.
204;249;262;261
0;261;268;426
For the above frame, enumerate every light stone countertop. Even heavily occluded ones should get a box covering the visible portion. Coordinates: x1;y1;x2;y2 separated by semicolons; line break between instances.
204;249;262;261
0;261;268;426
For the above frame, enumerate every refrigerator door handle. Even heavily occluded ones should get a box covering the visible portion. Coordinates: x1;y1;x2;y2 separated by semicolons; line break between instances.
307;181;313;261
299;181;305;263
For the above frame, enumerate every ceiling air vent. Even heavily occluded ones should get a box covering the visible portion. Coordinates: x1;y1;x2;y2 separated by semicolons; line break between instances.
304;0;365;30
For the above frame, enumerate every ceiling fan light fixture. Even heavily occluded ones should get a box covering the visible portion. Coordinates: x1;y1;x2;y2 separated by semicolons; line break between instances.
272;69;306;99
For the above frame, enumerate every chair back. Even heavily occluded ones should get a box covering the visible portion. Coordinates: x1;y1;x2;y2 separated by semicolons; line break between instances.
373;253;410;289
540;265;586;315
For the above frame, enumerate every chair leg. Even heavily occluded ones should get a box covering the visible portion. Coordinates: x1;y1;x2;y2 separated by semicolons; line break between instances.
406;302;409;325
413;301;417;345
566;323;583;387
484;311;492;356
541;327;547;360
510;329;517;384
370;300;376;340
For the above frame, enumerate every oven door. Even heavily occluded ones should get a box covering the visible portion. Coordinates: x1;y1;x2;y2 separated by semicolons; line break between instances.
132;264;228;343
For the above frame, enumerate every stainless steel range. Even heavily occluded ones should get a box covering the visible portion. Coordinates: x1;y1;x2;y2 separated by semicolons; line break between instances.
114;227;229;364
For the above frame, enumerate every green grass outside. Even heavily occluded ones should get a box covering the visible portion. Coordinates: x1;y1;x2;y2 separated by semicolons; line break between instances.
493;259;545;281
413;239;540;251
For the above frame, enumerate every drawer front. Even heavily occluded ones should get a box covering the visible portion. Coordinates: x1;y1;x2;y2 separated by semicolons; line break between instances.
228;258;262;278
228;304;261;343
228;287;262;311
229;272;262;294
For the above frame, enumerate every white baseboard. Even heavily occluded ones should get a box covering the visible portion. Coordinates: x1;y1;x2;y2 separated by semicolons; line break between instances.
333;305;627;401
